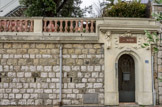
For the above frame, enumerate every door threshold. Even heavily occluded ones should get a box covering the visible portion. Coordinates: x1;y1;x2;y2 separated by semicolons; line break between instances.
119;102;138;106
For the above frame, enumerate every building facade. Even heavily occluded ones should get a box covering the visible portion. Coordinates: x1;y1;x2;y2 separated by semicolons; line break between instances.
0;17;161;106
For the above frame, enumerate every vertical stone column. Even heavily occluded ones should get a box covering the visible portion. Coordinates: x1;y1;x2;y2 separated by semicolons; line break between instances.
33;17;43;33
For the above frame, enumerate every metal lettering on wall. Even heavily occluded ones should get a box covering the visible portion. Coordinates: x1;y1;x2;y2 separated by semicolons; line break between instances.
119;37;137;43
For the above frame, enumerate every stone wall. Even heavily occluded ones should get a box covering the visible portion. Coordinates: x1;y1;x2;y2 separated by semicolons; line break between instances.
0;43;104;106
158;43;162;105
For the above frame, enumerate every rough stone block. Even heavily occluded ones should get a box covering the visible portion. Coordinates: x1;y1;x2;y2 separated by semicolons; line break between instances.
42;54;52;58
63;55;70;58
62;99;71;105
16;94;22;99
4;65;9;71
30;83;36;88
44;66;52;72
41;83;48;88
67;94;76;98
68;83;75;88
51;78;60;82
89;49;96;54
49;73;55;77
82;49;88;54
75;49;82;54
158;59;162;65
63;66;70;72
87;89;95;93
17;49;27;54
94;44;101;49
17;72;24;77
25;72;31;77
87;83;93;88
13;89;19;93
4;43;12;48
49;83;55;88
76;83;85;88
95;66;101;71
85;73;91;78
94;83;103;88
64;44;72;48
14;54;22;58
81;66;86;71
29;66;36;72
77;94;82;99
73;44;84;48
35;89;43;93
72;66;80;71
9;94;14;99
21;66;28;71
53;66;60;72
85;44;93;48
72;100;79;105
73;89;79;93
160;96;162;104
92;72;98;77
88;78;96;82
36;44;46;48
3;54;9;58
159;87;162;94
44;89;52;93
7;72;16;77
28;49;39;54
76;59;83;65
51;49;59;54
41;72;47;77
68;49;74;54
82;78;87;82
1;99;10;105
66;59;75;65
63;89;72;93
0;66;2;71
37;66;43;71
87;66;93;72
23;94;30;99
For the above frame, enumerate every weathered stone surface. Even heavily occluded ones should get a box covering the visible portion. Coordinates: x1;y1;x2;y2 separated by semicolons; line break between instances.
160;96;162;104
0;43;104;106
83;93;98;104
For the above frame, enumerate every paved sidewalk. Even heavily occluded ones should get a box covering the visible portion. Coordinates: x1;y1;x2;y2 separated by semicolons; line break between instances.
0;105;162;107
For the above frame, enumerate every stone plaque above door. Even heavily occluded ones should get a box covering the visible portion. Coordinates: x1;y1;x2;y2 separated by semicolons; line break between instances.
119;37;137;43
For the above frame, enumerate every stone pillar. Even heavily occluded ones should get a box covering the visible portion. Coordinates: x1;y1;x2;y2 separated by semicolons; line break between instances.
33;17;43;33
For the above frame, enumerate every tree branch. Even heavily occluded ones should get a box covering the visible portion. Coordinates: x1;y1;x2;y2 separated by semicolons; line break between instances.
56;0;68;13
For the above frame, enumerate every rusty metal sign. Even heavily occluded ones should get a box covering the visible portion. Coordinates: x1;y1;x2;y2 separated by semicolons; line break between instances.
119;37;137;43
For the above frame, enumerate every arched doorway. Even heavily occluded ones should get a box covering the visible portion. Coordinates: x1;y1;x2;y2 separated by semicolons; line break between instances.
118;54;135;102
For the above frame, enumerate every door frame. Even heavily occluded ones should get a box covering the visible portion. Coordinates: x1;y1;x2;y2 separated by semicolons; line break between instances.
104;49;153;105
115;51;140;104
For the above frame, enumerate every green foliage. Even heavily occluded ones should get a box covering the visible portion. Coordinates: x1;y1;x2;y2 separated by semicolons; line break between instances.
142;0;162;53
57;0;84;17
20;0;56;17
103;1;147;17
152;13;162;21
154;0;162;4
20;0;84;17
141;31;159;52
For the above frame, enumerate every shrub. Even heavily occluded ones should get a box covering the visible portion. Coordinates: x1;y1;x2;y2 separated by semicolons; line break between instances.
103;1;147;18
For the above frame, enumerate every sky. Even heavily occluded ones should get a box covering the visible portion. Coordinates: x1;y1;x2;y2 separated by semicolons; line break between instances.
81;0;106;8
81;0;107;17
